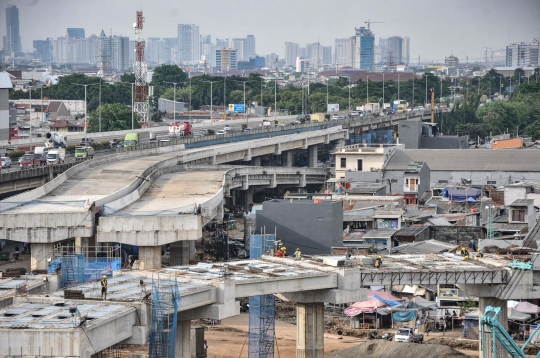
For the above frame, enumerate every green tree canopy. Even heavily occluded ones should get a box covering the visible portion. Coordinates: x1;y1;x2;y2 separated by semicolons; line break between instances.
88;103;140;132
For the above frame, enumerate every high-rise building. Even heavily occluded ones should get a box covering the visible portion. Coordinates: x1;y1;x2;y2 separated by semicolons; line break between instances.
306;42;323;68
378;37;388;64
33;39;53;63
506;40;540;67
402;36;410;65
67;28;85;39
203;43;218;68
4;5;22;53
216;48;237;71
322;46;332;65
96;30;130;71
387;36;403;64
335;38;354;67
354;27;374;70
177;24;200;64
245;35;256;58
216;38;229;49
284;42;300;67
445;55;459;67
231;38;245;60
296;57;309;72
266;53;279;68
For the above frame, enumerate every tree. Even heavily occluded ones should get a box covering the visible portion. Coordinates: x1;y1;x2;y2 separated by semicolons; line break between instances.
88;103;140;132
150;65;188;87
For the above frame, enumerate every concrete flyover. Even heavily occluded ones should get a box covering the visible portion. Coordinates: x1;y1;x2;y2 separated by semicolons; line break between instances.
0;126;347;271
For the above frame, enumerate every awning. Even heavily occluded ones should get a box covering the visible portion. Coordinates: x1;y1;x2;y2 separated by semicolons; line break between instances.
509;307;532;321
515;301;540;314
407;296;438;309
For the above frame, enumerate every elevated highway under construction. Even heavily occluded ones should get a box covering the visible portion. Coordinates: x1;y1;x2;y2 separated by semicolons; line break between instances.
0;250;530;358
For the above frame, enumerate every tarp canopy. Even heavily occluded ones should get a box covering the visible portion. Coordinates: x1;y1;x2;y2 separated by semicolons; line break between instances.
464;309;481;320
446;188;481;202
392;310;417;322
508;300;520;308
509;307;532;321
515;301;540;314
407;296;438;309
344;291;402;317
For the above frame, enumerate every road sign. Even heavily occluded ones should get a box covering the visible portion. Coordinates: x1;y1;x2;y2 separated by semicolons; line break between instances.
233;104;245;112
327;104;339;112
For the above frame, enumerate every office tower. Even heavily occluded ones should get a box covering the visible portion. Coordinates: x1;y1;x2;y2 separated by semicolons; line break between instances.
296;57;309;72
387;36;403;64
4;5;22;53
378;37;388;64
444;55;459;67
203;43;218;67
216;48;237;71
506;40;540;67
322;46;332;65
216;38;229;48
335;38;354;67
96;30;130;71
231;38;245;60
245;35;256;58
129;40;136;65
402;36;410;65
177;24;200;64
33;39;53;63
67;28;85;39
266;53;279;68
354;27;374;70
306;42;322;68
285;42;300;67
52;36;69;64
201;34;211;46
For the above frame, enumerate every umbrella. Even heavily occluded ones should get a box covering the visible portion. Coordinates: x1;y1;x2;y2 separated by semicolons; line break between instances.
515;301;540;314
508;307;532;321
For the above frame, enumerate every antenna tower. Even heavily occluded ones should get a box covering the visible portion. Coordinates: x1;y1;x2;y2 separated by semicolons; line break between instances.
134;11;148;123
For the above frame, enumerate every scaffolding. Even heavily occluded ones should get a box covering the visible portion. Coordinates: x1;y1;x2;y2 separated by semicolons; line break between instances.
149;275;181;358
248;232;276;358
48;244;122;288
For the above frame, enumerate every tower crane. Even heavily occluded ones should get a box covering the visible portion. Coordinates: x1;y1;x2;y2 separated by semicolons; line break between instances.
364;19;385;29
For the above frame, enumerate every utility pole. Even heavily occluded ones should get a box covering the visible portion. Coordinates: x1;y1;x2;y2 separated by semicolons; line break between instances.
99;79;102;132
430;88;435;123
72;83;98;140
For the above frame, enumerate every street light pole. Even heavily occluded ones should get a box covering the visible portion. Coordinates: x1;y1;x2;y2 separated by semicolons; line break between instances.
348;76;351;115
425;75;427;105
72;82;98;141
412;76;415;107
274;79;277;121
366;76;369;107
326;79;329;113
98;79;102;132
398;74;401;100
382;73;385;107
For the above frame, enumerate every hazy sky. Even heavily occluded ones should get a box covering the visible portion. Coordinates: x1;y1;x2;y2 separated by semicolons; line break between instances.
1;0;540;62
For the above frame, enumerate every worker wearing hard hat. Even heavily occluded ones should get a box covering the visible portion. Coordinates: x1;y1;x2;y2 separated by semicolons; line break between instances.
294;248;302;260
276;247;284;258
375;255;383;269
101;275;108;300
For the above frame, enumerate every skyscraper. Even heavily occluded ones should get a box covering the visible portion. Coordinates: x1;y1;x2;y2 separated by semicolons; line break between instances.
506;40;540;67
177;24;200;64
354;27;374;70
216;48;237;71
245;35;256;58
33;39;53;63
322;46;332;65
4;5;22;53
231;38;245;60
402;37;410;65
335;38;354;67
67;28;85;39
378;37;388;64
387;36;403;64
96;30;130;71
285;42;300;67
216;38;229;49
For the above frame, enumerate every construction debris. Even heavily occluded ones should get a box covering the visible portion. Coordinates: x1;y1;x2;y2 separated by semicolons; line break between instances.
328;340;468;358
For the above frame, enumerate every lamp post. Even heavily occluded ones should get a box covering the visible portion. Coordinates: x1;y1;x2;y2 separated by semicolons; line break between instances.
72;82;99;142
274;79;277;121
163;81;179;122
201;80;219;128
382;73;385;107
398;74;401;100
366;76;369;108
348;76;351;115
98;79;102;132
412;75;415;107
326;79;329;113
116;81;135;130
425;74;428;105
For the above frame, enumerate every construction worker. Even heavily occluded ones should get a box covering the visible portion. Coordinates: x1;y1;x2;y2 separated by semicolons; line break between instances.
276;248;284;258
476;251;484;260
281;247;286;256
375;255;383;268
463;249;470;260
101;275;108;300
460;247;467;256
294;248;301;260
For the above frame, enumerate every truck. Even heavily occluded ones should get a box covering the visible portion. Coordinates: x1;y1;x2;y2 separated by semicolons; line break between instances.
169;122;192;137
261;120;272;128
393;100;408;110
124;133;139;147
310;113;326;122
46;148;65;165
394;326;424;344
45;132;67;148
75;146;95;160
19;153;40;167
365;103;380;114
33;147;48;165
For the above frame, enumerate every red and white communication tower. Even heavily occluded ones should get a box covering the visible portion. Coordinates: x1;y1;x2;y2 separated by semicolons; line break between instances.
133;11;148;123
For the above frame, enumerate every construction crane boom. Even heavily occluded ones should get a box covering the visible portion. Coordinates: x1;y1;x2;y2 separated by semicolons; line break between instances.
364;19;385;29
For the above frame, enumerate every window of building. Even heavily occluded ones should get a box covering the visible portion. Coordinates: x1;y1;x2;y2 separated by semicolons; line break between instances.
512;209;526;222
357;159;363;171
487;180;497;185
340;157;346;168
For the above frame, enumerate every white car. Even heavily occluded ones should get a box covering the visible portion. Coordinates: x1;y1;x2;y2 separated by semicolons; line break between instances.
331;114;345;120
1;156;12;168
216;130;226;135
350;111;359;116
224;124;231;131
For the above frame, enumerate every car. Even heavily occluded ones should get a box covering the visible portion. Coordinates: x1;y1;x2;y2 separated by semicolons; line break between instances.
386;109;395;115
242;127;252;131
413;106;425;111
79;138;94;146
331;114;345;120
277;123;286;128
110;139;120;148
224;124;231;129
394;326;423;344
216;130;226;135
169;136;180;140
1;156;11;168
160;139;171;144
224;126;232;131
291;121;301;125
199;129;208;135
193;133;204;138
350;111;359;116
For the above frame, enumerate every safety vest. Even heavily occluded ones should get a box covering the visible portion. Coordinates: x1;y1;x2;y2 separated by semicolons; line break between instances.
101;278;107;288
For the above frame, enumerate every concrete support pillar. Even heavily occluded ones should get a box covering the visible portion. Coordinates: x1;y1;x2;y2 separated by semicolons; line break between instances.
479;297;508;358
74;237;88;255
31;243;54;272
245;188;254;210
251;156;261;166
175;320;191;358
170;241;190;266
283;150;294;167
138;246;162;270
308;145;318;168
296;302;324;358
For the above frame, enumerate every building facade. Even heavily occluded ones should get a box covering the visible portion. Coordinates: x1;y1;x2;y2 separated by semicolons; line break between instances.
67;28;85;39
402;36;410;65
285;42;300;67
387;36;403;64
215;48;237;71
33;39;53;64
506;41;540;67
354;27;374;70
96;31;130;71
245;35;256;58
334;37;355;67
4;5;22;54
177;24;200;64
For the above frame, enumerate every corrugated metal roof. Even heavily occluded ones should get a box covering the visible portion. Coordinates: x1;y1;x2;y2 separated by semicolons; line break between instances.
385;149;540;172
394;226;428;237
391;240;454;254
509;199;534;207
0;72;13;89
363;229;398;239
405;161;425;174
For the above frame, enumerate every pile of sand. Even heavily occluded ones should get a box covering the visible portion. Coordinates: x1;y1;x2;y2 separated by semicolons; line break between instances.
329;340;469;358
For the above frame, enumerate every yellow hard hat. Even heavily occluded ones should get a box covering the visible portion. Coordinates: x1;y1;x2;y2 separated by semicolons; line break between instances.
103;275;107;278
296;248;300;251
378;255;382;259
281;247;285;251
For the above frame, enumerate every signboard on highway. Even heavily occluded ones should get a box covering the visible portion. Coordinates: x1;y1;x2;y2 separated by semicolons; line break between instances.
327;104;339;112
229;104;245;112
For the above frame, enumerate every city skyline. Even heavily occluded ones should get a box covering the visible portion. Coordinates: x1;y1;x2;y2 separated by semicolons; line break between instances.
1;0;539;63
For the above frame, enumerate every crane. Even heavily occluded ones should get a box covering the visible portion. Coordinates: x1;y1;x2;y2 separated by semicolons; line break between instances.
364;19;385;29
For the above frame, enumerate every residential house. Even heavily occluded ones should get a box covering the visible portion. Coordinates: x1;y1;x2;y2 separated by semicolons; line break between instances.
333;144;400;179
45;101;70;120
49;120;84;133
403;161;430;205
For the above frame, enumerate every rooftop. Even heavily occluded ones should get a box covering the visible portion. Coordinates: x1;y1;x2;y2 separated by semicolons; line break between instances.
509;199;534;207
391;239;455;254
385;149;540;172
394;226;429;237
404;161;426;174
363;228;398;239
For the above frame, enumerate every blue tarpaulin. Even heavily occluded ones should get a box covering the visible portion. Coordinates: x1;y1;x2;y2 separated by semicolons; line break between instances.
373;294;402;307
392;310;417;322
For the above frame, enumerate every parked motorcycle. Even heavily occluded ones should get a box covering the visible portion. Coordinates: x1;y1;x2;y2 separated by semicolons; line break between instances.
381;331;394;341
369;330;382;340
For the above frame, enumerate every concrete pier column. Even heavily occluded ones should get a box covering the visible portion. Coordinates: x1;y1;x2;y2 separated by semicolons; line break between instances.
251;156;261;166
244;188;254;210
308;145;318;168
479;297;508;358
31;243;54;271
74;237;88;255
283;150;294;167
170;241;190;266
175;320;191;358
138;246;162;270
296;302;324;358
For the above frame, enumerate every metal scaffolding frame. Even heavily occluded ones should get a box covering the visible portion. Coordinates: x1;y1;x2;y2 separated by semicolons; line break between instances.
248;231;276;358
149;275;181;358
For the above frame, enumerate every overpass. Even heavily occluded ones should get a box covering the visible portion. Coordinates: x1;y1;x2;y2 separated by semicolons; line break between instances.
0;251;520;358
0;126;345;271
